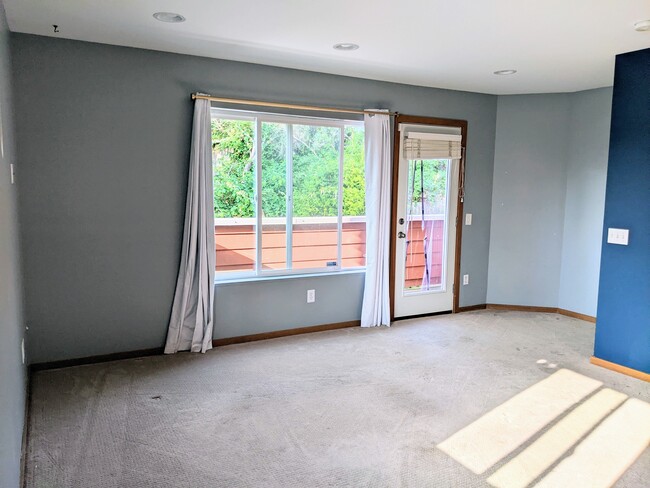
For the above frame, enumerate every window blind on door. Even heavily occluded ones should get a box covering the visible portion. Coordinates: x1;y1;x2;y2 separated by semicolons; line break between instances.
403;132;462;160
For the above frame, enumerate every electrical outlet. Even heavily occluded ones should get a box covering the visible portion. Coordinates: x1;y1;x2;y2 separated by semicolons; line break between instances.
465;213;472;225
307;289;315;303
463;274;469;285
10;163;15;184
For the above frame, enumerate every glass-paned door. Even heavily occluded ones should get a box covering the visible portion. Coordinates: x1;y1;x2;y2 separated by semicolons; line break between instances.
394;129;459;318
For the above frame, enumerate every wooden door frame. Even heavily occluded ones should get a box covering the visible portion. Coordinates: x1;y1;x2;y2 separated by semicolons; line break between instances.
389;114;468;321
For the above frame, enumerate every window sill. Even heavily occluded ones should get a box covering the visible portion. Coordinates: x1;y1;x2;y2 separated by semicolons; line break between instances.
215;268;366;285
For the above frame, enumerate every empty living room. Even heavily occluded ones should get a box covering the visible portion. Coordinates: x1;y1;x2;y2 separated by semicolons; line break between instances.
1;1;649;487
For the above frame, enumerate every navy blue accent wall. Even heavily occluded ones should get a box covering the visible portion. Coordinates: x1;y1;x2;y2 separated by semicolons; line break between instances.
594;48;650;373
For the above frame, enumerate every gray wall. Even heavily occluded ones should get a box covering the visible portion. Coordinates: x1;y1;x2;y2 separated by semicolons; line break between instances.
11;34;497;363
487;89;612;315
487;94;571;307
215;272;365;339
0;3;26;487
559;88;612;316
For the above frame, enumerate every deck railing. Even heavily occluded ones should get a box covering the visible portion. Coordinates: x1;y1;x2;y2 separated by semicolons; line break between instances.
215;216;444;287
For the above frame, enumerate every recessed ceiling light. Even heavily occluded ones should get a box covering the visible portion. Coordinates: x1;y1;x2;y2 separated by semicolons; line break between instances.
493;69;517;75
634;20;650;32
333;43;359;51
153;12;186;23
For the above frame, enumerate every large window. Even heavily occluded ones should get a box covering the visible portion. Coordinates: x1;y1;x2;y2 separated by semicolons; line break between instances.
212;108;365;279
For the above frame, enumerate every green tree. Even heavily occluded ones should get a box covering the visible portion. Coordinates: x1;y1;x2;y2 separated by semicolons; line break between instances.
407;159;448;216
343;126;365;216
211;118;366;219
211;119;255;218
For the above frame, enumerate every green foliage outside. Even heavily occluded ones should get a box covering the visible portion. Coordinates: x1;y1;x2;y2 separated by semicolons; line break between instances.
211;119;255;219
211;118;365;218
407;159;448;216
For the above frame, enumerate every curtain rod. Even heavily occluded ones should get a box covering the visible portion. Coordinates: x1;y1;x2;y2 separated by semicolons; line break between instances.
191;93;397;116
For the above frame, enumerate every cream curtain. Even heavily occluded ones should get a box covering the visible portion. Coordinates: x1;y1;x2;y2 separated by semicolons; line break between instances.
361;112;392;327
164;99;215;353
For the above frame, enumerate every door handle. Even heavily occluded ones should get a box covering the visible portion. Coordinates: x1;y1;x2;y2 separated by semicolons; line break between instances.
398;231;406;239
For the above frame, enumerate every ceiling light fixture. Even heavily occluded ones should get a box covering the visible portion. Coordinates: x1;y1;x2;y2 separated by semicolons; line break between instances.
153;12;186;23
634;20;650;32
333;43;359;51
493;69;517;75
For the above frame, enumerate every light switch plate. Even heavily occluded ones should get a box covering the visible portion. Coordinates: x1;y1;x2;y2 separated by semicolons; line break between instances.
465;213;472;225
607;228;629;246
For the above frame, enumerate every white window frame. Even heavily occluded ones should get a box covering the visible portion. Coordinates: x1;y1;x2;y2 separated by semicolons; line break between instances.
211;107;365;281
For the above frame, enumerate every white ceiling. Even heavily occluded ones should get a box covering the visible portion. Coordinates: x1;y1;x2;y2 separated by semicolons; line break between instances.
4;0;650;95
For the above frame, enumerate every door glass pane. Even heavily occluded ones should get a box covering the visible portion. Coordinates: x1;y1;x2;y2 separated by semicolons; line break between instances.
212;117;256;275
261;122;288;270
403;159;449;293
291;124;340;269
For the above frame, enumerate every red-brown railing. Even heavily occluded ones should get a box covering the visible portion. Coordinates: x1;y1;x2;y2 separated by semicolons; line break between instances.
404;219;444;289
215;217;443;287
215;218;366;272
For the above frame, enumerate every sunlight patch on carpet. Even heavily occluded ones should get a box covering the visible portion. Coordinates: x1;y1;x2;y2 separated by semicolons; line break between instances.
533;398;650;488
487;388;627;488
437;369;602;474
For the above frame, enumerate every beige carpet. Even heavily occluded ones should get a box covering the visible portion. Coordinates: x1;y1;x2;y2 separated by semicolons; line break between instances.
25;310;649;487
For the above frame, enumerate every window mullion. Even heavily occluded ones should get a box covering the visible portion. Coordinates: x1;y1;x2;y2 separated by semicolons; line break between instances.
337;126;344;269
286;124;293;270
255;118;262;275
